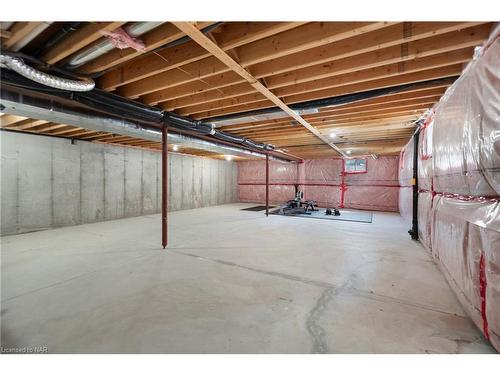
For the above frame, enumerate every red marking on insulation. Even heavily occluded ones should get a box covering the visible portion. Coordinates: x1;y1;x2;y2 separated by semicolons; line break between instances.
238;183;402;188
479;252;490;340
339;159;347;208
433;192;500;201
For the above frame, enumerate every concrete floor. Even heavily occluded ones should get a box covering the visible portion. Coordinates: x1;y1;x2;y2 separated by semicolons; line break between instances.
1;203;495;353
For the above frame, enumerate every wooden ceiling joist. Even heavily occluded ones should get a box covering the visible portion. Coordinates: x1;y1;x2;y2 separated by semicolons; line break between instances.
155;24;488;110
77;22;213;74
135;22;487;107
218;86;447;131
172;21;348;156
114;22;391;98
0;114;27;127
1;21;492;158
99;22;305;91
248;22;485;79
229;106;427;131
1;22;43;49
34;124;68;132
41;22;126;64
7;119;49;130
222;100;439;133
189;67;458;120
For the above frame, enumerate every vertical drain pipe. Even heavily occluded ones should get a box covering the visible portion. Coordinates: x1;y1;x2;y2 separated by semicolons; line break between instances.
409;131;420;240
162;124;168;248
265;153;270;216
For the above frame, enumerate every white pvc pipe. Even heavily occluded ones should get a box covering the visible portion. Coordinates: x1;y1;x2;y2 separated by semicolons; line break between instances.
10;22;53;52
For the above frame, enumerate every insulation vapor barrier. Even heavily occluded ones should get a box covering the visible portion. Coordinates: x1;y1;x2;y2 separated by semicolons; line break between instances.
431;196;500;350
398;25;500;351
432;33;500;197
238;156;399;212
399;137;415;226
238;160;297;204
344;156;399;211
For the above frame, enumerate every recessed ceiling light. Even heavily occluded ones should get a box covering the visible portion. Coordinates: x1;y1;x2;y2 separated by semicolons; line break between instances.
346;150;352;155
172;144;179;151
329;132;336;138
225;155;233;161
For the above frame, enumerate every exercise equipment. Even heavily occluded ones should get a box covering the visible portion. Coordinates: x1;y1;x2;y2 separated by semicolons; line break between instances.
277;190;319;215
325;208;341;216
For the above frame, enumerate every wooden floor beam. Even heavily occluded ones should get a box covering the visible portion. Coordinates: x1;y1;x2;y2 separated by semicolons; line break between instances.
172;21;347;156
156;26;487;109
99;22;305;91
133;22;487;103
41;22;126;64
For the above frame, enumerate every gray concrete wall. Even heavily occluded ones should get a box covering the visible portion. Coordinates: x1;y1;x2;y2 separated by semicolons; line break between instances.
1;131;238;235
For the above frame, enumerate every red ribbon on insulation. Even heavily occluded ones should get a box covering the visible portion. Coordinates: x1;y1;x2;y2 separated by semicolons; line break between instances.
479;252;490;341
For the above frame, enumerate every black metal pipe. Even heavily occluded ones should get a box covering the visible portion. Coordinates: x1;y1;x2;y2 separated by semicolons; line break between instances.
243;138;266;150
213;130;246;144
163;112;214;135
203;77;458;124
408;130;420;240
1;68;277;154
0;68;163;123
33;22;83;58
74;89;164;124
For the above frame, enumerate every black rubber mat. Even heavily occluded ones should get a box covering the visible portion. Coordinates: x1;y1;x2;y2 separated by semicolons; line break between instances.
240;205;274;212
270;208;373;223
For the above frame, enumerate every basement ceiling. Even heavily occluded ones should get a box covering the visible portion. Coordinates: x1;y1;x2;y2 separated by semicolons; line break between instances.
0;21;493;159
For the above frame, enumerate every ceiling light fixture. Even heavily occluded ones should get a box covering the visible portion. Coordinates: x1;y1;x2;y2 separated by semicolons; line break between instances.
346;150;352;155
172;144;179;152
329;132;336;138
225;155;233;161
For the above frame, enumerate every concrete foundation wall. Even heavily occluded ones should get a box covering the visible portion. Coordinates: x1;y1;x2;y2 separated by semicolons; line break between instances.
1;131;238;235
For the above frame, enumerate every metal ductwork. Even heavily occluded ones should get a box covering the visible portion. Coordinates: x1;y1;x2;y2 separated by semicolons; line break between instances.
0;89;288;162
0;79;294;162
65;22;164;69
0;54;95;91
168;133;272;160
0;68;278;155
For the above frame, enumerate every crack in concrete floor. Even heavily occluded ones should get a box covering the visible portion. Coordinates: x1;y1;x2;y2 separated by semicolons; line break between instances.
1;252;157;302
306;286;338;353
170;250;336;289
171;251;478;354
171;250;390;353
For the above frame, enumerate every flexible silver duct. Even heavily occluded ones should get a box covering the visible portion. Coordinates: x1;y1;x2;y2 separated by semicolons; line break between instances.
0;54;95;91
65;22;164;68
